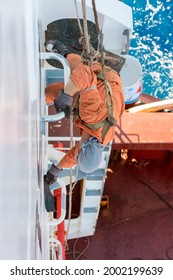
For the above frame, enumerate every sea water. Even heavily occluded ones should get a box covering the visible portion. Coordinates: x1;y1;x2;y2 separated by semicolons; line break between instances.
123;0;173;99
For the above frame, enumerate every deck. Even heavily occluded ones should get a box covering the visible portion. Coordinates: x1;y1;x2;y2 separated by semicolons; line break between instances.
48;93;173;260
114;112;173;150
64;94;173;260
66;151;173;260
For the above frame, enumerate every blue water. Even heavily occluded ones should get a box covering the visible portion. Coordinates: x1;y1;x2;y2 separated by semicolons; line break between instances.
122;0;173;99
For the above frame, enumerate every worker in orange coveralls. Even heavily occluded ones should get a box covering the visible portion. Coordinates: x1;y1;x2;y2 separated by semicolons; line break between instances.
44;40;125;211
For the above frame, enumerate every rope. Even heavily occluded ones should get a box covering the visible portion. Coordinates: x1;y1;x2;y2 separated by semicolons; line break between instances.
65;0;116;244
92;0;101;38
65;113;79;243
65;0;115;250
75;0;124;67
73;236;90;260
78;0;99;65
81;0;90;55
65;114;74;243
66;236;90;259
74;0;84;36
92;0;116;125
74;0;99;65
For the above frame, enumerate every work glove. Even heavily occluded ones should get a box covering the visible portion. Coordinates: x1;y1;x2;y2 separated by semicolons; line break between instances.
44;164;62;212
54;89;73;118
45;40;76;57
63;105;71;118
60;106;78;119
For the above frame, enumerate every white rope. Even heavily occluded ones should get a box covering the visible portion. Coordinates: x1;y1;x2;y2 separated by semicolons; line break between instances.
81;0;91;56
74;0;84;36
65;114;79;243
65;114;74;242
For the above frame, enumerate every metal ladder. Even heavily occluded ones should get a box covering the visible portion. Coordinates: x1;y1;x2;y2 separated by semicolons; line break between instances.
41;52;112;251
40;52;70;259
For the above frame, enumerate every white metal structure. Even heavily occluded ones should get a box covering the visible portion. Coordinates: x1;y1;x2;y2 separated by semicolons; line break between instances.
0;0;133;259
40;0;133;242
41;50;112;239
0;0;41;259
41;0;133;55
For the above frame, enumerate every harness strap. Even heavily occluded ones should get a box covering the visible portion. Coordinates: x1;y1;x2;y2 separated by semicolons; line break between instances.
81;119;106;130
81;117;117;141
97;70;117;126
101;118;117;140
72;70;117;141
71;85;96;112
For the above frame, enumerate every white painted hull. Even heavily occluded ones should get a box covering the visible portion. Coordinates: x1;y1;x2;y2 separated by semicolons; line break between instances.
0;0;133;260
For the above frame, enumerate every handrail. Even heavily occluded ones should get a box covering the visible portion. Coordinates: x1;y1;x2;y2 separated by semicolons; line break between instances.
48;136;81;141
49;238;63;260
42;112;65;122
40;52;70;86
40;52;70;259
40;52;70;123
47;178;66;226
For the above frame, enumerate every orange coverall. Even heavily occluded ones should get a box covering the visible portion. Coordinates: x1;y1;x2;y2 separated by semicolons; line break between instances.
45;54;125;169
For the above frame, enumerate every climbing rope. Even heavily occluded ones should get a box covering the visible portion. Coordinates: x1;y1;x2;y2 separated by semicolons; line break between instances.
81;0;90;56
66;114;74;242
91;0;116;126
66;110;79;243
75;0;124;66
91;0;101;40
66;0;116;244
74;0;84;37
75;0;117;137
74;0;99;65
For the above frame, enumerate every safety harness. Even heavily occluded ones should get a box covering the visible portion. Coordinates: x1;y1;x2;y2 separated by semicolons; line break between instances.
75;0;117;141
76;68;117;141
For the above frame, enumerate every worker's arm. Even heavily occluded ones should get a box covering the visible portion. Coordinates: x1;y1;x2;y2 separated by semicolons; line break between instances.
54;63;96;116
63;78;78;96
57;144;79;169
44;144;78;212
45;79;78;115
53;86;76;116
58;63;97;116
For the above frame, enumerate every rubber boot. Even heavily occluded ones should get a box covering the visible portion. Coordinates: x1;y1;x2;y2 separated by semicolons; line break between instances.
44;176;56;212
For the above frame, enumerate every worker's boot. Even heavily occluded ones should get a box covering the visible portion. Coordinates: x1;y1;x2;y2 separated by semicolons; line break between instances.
44;179;56;212
44;164;62;212
45;40;77;57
